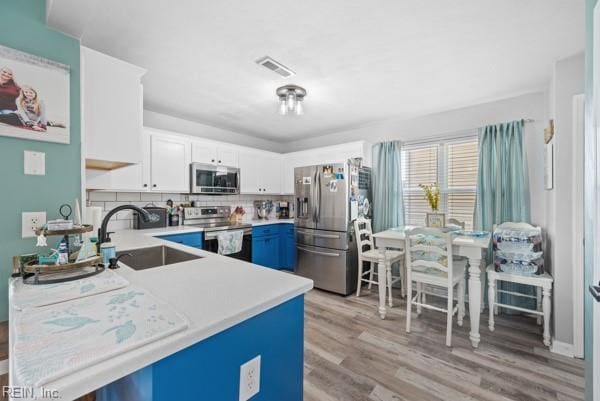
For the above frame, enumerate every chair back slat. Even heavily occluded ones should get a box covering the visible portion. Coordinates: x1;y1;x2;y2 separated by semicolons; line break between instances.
447;218;465;229
354;218;374;256
405;227;454;281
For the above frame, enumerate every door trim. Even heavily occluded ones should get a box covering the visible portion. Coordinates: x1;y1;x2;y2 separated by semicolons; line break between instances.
573;94;585;359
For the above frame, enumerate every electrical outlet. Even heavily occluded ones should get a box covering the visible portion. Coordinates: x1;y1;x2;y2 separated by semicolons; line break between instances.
22;212;46;238
239;355;261;401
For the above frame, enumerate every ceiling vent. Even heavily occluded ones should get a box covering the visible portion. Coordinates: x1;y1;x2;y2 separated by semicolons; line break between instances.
256;56;295;78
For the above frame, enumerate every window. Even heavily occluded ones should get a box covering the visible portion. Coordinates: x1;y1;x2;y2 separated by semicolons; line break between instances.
401;136;479;229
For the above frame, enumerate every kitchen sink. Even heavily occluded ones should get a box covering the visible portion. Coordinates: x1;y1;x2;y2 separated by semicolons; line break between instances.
116;245;203;270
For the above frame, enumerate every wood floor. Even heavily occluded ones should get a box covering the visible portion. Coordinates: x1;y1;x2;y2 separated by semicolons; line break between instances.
303;287;585;401
0;291;585;401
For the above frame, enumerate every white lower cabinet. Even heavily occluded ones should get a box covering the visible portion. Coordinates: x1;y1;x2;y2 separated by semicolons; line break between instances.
149;132;190;192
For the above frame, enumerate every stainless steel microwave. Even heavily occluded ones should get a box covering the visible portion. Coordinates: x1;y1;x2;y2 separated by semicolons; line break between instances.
190;163;240;194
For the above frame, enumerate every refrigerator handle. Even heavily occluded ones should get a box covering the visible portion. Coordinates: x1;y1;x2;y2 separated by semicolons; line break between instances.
316;169;321;223
312;168;318;223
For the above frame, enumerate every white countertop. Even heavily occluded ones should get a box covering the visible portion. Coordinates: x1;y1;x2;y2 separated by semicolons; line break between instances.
133;218;295;236
9;223;312;400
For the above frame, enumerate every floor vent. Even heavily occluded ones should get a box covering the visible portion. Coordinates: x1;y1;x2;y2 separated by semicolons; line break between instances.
256;56;295;78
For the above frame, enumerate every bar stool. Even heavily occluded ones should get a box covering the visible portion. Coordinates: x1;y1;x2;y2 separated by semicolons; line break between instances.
353;218;404;306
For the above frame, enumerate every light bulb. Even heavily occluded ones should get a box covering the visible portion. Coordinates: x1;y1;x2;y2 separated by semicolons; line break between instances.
295;99;304;115
279;98;287;115
287;92;296;111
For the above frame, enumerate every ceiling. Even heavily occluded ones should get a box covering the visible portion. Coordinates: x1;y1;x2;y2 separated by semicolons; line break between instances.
49;0;583;142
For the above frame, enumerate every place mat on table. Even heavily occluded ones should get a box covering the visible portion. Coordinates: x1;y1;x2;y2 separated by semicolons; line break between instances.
453;230;489;237
10;269;130;311
13;285;188;388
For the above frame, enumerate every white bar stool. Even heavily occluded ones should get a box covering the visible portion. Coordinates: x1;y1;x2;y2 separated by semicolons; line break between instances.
353;218;404;306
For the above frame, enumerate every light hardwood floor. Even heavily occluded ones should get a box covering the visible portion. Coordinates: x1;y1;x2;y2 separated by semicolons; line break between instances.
304;287;585;401
0;291;585;401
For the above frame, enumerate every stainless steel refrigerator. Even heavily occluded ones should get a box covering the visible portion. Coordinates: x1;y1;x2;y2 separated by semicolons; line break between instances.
294;160;372;295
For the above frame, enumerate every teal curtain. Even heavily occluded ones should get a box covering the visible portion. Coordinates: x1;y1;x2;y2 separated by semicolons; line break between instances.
372;141;404;232
474;120;533;310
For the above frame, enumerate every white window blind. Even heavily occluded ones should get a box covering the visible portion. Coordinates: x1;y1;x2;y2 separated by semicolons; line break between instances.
401;136;479;229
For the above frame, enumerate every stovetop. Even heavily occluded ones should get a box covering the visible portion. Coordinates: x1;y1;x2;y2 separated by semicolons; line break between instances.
189;221;252;232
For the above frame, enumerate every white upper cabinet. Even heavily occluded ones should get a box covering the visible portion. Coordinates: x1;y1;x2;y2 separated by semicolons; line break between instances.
239;150;281;194
82;47;146;168
191;140;238;167
149;130;190;193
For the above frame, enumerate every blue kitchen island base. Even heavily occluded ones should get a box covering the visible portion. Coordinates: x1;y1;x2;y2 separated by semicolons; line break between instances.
97;295;305;401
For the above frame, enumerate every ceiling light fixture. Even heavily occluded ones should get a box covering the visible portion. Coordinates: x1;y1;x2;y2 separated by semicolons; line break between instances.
276;85;307;116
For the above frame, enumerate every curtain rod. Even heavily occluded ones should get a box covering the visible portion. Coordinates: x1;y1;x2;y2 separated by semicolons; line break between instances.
401;118;536;147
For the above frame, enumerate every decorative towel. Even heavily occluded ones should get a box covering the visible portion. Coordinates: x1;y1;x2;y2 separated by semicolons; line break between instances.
217;230;244;255
13;285;188;388
10;269;130;311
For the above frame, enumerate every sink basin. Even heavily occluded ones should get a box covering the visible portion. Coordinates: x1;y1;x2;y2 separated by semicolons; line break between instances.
117;245;203;270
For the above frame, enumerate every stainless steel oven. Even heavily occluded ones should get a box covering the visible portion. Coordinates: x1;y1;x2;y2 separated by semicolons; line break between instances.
203;227;252;262
190;163;240;194
183;206;252;262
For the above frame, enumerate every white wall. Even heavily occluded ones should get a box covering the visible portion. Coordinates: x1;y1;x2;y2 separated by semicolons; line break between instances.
285;92;548;228
546;52;585;346
144;110;285;153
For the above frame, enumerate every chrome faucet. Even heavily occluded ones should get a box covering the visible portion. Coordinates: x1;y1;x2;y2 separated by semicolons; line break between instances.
98;204;151;246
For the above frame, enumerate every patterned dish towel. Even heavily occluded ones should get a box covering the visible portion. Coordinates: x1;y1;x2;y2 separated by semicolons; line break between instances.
13;285;188;388
217;230;244;255
10;269;130;311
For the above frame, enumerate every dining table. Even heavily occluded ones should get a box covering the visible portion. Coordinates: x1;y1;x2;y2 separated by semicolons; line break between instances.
372;226;491;348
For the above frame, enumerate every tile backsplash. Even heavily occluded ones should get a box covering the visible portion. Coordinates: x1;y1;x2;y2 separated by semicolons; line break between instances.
87;191;293;231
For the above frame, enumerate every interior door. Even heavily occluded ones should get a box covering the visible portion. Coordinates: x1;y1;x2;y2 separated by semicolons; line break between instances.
316;163;349;232
294;166;316;229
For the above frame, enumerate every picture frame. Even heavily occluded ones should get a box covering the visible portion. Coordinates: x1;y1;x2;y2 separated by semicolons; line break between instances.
0;45;70;144
426;212;446;228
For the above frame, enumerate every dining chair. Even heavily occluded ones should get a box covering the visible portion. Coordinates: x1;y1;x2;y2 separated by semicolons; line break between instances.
353;218;404;305
405;227;467;347
487;222;553;347
447;218;465;229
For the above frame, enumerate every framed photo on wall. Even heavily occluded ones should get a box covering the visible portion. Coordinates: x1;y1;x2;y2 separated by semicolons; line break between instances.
0;45;70;144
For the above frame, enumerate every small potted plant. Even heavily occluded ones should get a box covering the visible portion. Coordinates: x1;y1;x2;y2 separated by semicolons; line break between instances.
419;183;445;228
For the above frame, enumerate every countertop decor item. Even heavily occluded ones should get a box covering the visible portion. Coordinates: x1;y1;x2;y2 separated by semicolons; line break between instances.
19;223;104;285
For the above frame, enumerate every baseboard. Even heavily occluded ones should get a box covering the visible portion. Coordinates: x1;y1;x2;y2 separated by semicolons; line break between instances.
0;359;8;375
550;340;575;358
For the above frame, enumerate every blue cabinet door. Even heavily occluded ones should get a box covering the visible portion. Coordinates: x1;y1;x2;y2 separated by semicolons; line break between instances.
157;232;203;249
280;224;296;270
252;235;281;268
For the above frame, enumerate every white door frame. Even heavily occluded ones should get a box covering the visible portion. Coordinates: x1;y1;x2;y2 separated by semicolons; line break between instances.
572;94;585;359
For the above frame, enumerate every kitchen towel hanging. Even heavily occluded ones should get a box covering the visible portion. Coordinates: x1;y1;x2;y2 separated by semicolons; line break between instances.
217;230;244;255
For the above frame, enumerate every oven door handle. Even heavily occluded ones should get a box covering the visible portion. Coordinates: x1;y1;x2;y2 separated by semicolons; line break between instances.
204;229;252;240
297;246;340;257
296;230;340;239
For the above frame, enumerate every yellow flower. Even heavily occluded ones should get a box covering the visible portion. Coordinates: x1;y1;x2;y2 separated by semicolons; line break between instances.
419;183;440;211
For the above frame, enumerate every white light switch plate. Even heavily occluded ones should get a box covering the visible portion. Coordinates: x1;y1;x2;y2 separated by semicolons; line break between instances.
239;355;261;401
24;150;45;175
22;212;46;238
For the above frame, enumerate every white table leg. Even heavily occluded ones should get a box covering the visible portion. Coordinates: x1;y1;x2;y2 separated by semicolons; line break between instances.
468;255;482;347
536;287;542;325
480;260;486;313
377;259;388;319
488;276;496;332
542;286;551;346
